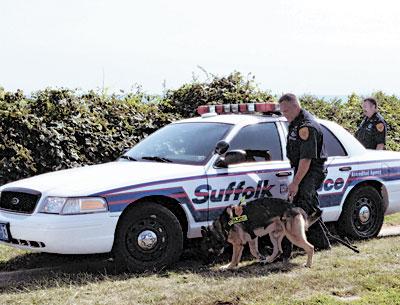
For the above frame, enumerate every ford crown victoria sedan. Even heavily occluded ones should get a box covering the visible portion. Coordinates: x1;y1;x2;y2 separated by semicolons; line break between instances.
1;103;400;271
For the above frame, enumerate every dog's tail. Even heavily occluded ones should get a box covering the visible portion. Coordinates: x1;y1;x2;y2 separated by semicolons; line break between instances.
281;207;312;231
282;207;307;219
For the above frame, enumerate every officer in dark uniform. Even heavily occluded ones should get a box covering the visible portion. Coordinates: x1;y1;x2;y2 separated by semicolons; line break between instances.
355;98;386;150
278;93;331;257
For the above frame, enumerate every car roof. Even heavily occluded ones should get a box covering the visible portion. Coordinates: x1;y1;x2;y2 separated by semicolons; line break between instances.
175;113;287;125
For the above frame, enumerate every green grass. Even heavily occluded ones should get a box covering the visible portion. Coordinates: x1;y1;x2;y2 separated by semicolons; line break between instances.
1;235;400;305
384;212;400;226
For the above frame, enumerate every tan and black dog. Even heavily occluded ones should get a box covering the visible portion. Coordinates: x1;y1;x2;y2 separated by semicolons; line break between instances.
201;197;318;269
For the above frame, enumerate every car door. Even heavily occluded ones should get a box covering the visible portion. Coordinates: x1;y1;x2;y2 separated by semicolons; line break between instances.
279;120;354;221
204;122;293;220
316;124;354;221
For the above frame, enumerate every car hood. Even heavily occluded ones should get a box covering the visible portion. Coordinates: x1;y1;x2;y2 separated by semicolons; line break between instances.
0;161;205;197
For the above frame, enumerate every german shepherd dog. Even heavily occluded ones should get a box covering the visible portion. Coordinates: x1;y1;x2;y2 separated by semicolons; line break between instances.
201;197;318;269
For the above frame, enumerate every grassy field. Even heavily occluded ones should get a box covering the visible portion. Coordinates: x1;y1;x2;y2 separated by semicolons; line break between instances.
0;214;399;305
384;212;400;226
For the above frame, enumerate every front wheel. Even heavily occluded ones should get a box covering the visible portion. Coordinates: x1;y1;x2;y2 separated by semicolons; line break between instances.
113;202;183;272
337;186;384;239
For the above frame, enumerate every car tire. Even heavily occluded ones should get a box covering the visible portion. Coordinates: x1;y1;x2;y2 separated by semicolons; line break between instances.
337;186;384;240
113;202;183;272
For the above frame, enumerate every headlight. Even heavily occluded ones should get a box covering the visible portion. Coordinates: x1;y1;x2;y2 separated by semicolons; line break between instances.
40;197;67;214
39;197;108;215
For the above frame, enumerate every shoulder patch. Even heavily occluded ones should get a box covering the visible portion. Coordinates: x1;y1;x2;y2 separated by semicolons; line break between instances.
376;123;385;132
299;127;309;140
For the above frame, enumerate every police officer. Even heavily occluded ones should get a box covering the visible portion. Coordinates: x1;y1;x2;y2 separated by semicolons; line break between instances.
278;93;331;255
355;98;386;150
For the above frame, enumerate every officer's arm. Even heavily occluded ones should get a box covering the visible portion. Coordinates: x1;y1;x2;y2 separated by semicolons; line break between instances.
375;122;386;150
293;159;311;186
288;158;311;201
288;126;316;200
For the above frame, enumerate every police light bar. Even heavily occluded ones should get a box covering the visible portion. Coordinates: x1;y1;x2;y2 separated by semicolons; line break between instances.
197;103;280;115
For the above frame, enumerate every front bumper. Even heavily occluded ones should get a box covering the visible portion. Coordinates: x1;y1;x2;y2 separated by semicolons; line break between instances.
0;210;119;254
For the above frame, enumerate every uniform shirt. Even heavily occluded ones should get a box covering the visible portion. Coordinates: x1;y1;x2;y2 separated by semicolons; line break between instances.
287;109;327;173
355;112;387;149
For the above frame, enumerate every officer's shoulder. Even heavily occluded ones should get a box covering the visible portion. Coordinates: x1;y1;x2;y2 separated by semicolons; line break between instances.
375;113;386;122
299;122;317;131
298;125;314;140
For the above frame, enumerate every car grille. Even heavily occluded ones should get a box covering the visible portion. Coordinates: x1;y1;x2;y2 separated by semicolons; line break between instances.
0;190;41;214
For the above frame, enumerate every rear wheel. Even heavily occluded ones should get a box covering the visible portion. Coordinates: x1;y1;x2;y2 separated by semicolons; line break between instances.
337;186;384;239
113;202;183;272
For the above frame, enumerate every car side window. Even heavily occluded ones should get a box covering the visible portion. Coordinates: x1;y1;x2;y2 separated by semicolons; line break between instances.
321;125;347;157
229;123;282;162
282;121;347;157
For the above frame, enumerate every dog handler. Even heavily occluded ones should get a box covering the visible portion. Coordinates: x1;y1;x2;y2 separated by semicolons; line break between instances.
278;93;331;255
355;97;387;150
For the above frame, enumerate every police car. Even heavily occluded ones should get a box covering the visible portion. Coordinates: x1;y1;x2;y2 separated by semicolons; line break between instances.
1;103;400;271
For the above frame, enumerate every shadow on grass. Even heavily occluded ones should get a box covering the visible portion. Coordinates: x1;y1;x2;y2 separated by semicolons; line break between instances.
1;226;397;295
0;240;303;293
2;226;376;294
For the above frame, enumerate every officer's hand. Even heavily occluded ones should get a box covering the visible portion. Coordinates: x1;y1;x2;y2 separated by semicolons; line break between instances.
288;182;298;203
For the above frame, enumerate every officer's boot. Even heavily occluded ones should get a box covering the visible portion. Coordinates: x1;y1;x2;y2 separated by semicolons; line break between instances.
307;220;331;250
279;237;293;263
308;207;323;226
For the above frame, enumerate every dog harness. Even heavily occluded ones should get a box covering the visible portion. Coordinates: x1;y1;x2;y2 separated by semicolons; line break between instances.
230;208;258;239
228;215;248;226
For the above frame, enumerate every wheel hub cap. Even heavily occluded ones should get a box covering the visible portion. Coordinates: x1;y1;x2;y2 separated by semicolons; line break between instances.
358;206;371;224
137;230;158;250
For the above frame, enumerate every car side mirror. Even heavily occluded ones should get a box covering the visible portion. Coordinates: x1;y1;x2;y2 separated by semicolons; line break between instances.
214;140;230;155
214;150;247;168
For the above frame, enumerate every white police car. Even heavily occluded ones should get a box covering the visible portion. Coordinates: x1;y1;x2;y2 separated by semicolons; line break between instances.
1;103;400;271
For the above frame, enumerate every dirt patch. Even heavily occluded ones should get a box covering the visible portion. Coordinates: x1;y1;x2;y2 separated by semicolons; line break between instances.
378;225;400;237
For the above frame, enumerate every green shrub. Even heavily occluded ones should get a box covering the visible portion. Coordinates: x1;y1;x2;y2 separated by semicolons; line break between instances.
1;73;400;186
165;71;274;118
301;92;400;151
0;88;179;185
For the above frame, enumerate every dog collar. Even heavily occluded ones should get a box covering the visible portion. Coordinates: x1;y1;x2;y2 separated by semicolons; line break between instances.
228;215;248;226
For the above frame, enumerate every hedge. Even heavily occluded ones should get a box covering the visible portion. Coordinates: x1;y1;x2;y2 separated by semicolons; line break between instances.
1;72;400;185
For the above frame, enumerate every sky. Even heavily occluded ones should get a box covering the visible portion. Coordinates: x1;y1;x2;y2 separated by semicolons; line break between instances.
1;0;400;96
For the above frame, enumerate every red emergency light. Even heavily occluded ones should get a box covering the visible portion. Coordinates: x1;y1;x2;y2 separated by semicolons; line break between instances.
196;103;280;115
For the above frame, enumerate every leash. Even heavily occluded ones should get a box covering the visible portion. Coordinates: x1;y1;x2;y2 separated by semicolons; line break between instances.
318;219;360;253
288;193;359;253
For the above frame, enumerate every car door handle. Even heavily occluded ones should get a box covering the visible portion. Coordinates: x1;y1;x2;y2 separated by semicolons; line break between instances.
276;171;293;177
339;166;352;171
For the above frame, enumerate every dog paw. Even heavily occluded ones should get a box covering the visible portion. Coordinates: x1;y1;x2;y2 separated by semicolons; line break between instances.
265;255;277;263
259;256;275;264
258;255;267;262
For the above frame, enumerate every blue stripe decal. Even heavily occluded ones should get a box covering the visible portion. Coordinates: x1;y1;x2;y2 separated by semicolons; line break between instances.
93;167;293;196
106;187;210;221
95;159;400;197
98;162;400;222
319;166;400;208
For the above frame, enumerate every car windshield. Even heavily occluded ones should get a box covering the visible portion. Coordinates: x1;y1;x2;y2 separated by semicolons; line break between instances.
123;122;233;165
